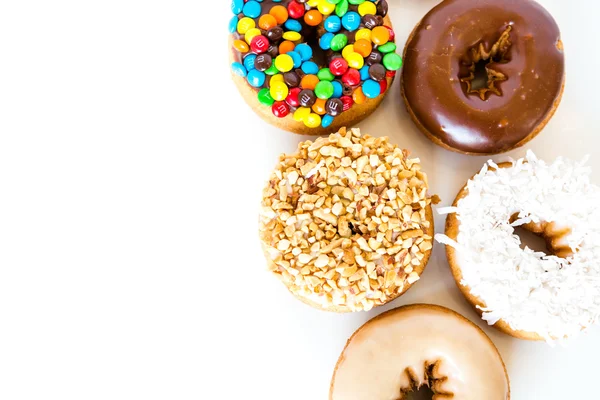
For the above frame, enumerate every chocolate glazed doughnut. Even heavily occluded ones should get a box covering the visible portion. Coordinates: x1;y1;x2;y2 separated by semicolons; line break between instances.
401;0;565;155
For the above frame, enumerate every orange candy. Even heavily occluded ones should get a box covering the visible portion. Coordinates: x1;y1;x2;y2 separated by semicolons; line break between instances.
300;74;320;90
312;98;327;115
258;14;277;30
233;39;249;53
371;26;390;45
304;10;323;26
279;40;296;54
353;87;366;104
269;5;289;24
353;39;372;58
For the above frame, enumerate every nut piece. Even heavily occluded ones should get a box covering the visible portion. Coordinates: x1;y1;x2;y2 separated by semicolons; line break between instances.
259;128;437;312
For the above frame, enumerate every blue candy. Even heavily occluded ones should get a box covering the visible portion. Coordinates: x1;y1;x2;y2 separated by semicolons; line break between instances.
331;81;343;98
324;16;341;33
294;43;313;62
231;62;247;78
247;69;266;87
243;54;257;71
231;0;244;14
228;16;238;33
321;114;334;128
342;11;360;31
359;65;370;80
301;61;319;75
284;19;302;32
242;1;261;18
362;79;381;99
287;51;302;68
319;33;334;50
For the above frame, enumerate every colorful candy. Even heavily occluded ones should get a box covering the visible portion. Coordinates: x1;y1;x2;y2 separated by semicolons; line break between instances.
230;0;402;129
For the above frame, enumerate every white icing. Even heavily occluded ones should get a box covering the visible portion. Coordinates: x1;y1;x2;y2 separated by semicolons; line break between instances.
436;151;600;341
330;306;508;400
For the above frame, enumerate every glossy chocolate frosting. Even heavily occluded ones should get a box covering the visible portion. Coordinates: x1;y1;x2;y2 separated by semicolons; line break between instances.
402;0;565;154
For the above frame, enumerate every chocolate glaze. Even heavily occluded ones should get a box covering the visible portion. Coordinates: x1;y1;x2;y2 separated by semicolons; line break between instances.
402;0;565;154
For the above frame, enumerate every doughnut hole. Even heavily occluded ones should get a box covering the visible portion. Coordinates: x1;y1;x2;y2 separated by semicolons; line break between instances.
404;386;434;400
510;214;573;258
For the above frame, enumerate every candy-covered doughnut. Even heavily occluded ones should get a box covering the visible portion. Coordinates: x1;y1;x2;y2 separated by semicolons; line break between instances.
401;0;565;155
229;0;401;135
259;128;437;312
436;152;600;342
330;304;510;400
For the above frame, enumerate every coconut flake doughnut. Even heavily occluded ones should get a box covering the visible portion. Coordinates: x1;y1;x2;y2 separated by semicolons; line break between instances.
436;152;600;342
259;128;437;312
229;0;401;135
330;304;510;400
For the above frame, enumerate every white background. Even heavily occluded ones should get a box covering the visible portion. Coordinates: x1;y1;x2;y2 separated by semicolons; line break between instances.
0;0;598;399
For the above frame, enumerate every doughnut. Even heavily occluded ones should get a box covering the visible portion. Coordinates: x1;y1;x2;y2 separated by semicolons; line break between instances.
436;152;600;341
401;0;565;155
330;304;510;400
259;128;437;312
229;0;402;135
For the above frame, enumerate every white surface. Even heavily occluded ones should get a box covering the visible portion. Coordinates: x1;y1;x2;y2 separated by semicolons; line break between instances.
0;0;598;399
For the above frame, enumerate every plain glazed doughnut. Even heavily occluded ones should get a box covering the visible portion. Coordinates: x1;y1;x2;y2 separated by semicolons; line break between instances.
330;304;510;400
229;0;402;135
436;152;600;342
401;0;565;155
259;128;437;312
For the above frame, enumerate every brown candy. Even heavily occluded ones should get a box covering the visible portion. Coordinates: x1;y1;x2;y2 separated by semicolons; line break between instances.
325;98;344;116
284;71;300;87
365;51;382;66
368;63;386;81
254;54;272;72
362;15;379;30
299;89;317;107
377;0;388;17
267;44;279;58
267;26;283;42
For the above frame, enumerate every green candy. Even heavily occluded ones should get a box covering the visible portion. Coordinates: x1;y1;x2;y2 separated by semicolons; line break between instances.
348;0;365;4
265;64;279;76
330;33;348;52
335;0;348;17
317;68;335;82
383;53;403;71
257;88;275;106
326;0;342;4
315;81;334;100
377;42;397;54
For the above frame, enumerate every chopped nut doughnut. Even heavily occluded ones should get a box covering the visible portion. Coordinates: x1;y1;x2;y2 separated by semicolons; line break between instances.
259;128;437;312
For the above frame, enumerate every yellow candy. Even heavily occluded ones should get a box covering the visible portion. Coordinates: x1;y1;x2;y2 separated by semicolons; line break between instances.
237;17;255;35
317;0;336;15
270;81;289;101
358;2;377;16
307;0;319;7
355;28;372;42
244;28;261;44
293;107;311;122
304;113;322;128
346;52;364;69
342;45;355;61
274;54;294;73
270;74;284;84
282;31;301;42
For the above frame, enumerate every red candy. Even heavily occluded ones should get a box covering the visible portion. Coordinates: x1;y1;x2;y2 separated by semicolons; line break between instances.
272;101;290;118
379;79;388;93
341;68;361;86
329;58;348;76
386;70;396;78
251;35;270;54
383;25;395;42
286;87;301;107
287;0;305;19
340;96;353;112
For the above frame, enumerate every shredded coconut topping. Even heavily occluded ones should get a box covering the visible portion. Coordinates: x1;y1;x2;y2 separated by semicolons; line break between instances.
436;151;600;341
